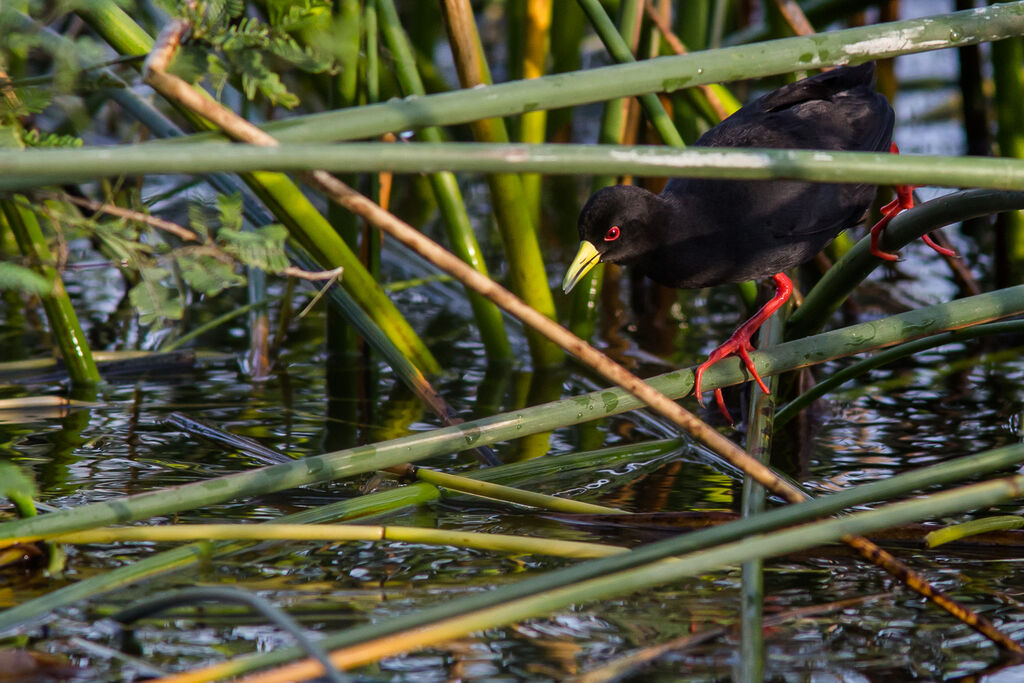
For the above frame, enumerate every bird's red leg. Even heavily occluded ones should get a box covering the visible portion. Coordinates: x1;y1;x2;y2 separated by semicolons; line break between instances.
869;143;957;260
693;273;793;423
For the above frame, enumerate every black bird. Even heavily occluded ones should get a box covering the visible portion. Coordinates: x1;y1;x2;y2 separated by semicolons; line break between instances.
562;62;953;421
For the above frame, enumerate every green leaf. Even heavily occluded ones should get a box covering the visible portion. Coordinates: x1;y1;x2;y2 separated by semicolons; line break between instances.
925;515;1024;548
267;36;332;74
169;45;211;84
178;252;245;296
129;267;183;324
0;262;53;295
0;87;51;119
22;130;83;148
220;19;270;51
0;461;38;518
216;192;243;232
0;126;23;149
218;224;290;273
234;50;299;108
188;201;210;241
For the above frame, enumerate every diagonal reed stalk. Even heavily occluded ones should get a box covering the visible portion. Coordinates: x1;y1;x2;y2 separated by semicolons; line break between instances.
439;0;562;367
375;0;511;362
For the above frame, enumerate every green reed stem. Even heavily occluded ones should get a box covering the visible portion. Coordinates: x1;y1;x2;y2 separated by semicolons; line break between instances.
519;0;553;225
439;0;562;367
991;34;1024;285
576;0;685;148
11;143;1024;191
411;467;622;514
376;0;511;362
0;198;99;386
568;0;642;340
363;0;382;280
775;319;1024;427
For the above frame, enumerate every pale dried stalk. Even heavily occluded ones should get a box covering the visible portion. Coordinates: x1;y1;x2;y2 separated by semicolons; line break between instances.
772;0;816;37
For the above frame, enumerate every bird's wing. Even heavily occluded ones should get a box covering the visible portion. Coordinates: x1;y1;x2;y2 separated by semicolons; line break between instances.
756;62;876;113
667;174;875;242
694;64;893;154
681;64;892;240
766;182;875;239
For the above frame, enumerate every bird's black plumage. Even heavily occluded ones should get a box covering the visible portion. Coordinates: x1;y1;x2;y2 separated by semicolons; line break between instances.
566;62;892;291
563;63;911;419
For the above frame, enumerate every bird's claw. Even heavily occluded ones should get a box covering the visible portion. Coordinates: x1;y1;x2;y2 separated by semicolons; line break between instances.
713;389;732;425
870;143;959;261
693;361;735;425
691;273;792;426
692;335;770;426
921;233;958;258
869;198;906;261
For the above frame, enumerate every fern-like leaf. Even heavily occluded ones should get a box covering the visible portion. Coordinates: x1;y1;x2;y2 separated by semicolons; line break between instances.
178;252;245;296
234;51;299;108
267;37;332;74
0;87;52;119
216;193;243;232
22;129;83;148
129;267;183;324
217;224;290;273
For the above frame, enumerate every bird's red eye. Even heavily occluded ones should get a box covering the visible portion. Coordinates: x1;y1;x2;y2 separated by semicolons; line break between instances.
604;226;621;242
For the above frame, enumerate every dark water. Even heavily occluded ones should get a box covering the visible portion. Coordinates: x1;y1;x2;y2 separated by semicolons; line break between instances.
5;1;1024;681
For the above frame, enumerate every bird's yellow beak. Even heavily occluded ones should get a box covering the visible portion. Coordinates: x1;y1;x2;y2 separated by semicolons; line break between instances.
562;240;601;294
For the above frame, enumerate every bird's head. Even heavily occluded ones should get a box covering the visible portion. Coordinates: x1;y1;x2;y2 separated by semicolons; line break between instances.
562;185;664;294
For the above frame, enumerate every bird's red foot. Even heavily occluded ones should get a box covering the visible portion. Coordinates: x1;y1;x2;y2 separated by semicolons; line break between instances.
869;143;958;261
868;194;909;261
692;273;793;424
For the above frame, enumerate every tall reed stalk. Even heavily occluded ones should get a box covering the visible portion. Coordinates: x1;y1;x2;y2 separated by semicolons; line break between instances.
439;0;563;367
